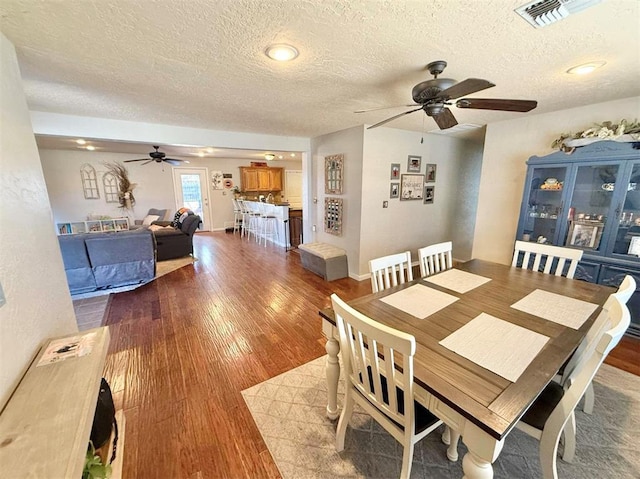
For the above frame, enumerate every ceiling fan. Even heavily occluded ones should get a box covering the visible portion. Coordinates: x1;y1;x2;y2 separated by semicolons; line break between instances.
356;60;537;130
123;145;189;166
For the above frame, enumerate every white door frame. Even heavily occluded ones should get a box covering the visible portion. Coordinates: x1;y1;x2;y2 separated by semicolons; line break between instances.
172;167;211;231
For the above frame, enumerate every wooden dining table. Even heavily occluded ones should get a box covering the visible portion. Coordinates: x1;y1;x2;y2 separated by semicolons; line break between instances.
319;259;614;479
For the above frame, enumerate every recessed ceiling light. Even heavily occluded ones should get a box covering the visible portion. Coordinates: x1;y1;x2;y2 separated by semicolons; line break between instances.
85;145;95;151
205;147;214;153
198;152;205;157
290;153;296;157
265;154;275;161
567;61;606;75
76;139;86;145
265;44;299;62
278;155;283;159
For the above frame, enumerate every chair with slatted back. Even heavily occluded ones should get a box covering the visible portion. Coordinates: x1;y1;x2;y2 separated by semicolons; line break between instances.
516;295;630;479
231;198;243;234
556;275;635;414
331;293;445;479
417;241;453;277
512;240;583;279
369;251;413;293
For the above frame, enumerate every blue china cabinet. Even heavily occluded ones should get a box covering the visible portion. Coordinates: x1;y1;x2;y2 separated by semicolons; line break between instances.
516;140;640;338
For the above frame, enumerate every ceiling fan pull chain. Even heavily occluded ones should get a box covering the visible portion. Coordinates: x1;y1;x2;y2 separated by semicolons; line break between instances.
421;114;425;144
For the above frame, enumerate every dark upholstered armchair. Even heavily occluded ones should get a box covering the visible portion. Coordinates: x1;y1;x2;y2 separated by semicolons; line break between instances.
152;213;202;261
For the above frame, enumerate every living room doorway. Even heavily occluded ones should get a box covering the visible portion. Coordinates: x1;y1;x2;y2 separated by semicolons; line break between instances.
172;167;211;231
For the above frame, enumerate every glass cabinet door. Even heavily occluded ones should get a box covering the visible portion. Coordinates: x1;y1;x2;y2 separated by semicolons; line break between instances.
521;165;568;244
563;163;620;254
610;162;640;261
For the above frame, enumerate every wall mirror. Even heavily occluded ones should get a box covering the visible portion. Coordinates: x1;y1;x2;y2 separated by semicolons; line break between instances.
325;154;344;195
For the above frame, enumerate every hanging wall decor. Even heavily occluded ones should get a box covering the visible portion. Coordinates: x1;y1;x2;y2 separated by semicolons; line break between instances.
325;154;344;194
103;162;136;210
400;174;424;200
211;171;224;189
102;172;119;203
80;163;100;199
324;197;343;236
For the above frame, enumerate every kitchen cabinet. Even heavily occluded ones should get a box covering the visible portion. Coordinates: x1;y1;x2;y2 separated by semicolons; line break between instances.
516;140;640;337
240;167;283;192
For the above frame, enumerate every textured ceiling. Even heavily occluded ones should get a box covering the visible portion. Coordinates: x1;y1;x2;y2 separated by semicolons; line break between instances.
1;0;639;142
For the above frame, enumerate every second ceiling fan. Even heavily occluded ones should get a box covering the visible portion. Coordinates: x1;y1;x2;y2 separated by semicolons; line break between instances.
124;145;190;166
357;60;537;130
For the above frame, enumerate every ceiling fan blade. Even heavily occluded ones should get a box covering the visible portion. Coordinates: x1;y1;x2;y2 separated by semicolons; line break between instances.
432;108;458;130
437;78;495;100
124;158;151;162
367;107;423;129
456;98;538;112
164;159;189;166
355;104;420;113
142;160;153;166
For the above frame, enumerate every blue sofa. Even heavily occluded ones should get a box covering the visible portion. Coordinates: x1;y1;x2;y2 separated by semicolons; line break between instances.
58;229;156;295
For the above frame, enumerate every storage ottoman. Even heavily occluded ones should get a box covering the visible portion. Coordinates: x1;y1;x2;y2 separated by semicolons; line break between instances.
298;242;348;281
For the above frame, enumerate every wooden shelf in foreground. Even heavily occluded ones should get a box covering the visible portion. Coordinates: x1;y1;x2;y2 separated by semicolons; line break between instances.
0;327;110;478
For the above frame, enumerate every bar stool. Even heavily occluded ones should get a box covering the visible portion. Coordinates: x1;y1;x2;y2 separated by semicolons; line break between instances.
239;200;258;240
259;203;278;247
232;198;243;234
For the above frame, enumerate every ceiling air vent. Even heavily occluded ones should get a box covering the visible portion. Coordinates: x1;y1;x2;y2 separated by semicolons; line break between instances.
515;0;602;28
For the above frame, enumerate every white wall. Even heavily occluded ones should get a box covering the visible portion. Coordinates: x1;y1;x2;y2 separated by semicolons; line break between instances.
473;96;640;265
360;128;479;274
39;149;302;231
311;126;365;277
0;33;77;409
311;124;482;278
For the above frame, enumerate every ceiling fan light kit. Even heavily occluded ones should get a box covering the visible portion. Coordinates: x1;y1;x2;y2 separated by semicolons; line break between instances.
567;61;606;75
359;60;537;131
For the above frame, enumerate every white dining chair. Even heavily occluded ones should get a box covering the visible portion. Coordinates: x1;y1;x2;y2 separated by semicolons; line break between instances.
369;251;413;293
556;275;636;414
516;295;629;479
512;240;583;279
331;294;444;479
417;241;453;277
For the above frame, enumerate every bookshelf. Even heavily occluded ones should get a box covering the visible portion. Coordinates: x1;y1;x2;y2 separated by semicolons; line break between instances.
56;217;129;235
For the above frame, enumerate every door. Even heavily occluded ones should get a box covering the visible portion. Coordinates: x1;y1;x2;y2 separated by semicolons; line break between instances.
284;170;302;207
172;168;211;231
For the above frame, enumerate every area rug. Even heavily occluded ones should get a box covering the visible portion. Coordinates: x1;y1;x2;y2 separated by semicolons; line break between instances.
242;356;640;479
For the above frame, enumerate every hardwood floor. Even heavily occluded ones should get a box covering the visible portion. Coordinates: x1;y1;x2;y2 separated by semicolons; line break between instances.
103;232;638;478
103;232;370;478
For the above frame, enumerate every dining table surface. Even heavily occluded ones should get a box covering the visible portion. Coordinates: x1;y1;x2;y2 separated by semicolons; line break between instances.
320;258;614;441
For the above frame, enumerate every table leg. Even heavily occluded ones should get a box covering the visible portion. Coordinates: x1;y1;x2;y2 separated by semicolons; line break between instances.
462;452;494;479
325;336;341;419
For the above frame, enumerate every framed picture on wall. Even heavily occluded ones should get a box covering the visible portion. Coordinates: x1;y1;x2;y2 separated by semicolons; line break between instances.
426;164;437;182
390;182;399;199
407;155;422;172
400;174;424;200
390;163;401;180
424;185;435;204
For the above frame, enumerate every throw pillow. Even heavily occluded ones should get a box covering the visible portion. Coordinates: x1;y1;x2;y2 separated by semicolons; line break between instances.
142;214;160;226
171;208;193;227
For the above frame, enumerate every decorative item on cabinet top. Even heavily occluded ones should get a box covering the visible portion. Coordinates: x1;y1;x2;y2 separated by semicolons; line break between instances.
551;119;640;154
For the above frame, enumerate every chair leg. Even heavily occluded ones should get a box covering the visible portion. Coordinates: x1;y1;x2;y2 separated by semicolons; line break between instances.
539;422;562;479
561;412;576;463
335;391;354;452
582;381;595;414
400;441;415;479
